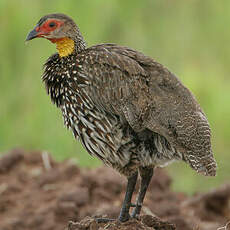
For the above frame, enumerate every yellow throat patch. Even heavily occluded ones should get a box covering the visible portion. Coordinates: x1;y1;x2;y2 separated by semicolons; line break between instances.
52;37;75;57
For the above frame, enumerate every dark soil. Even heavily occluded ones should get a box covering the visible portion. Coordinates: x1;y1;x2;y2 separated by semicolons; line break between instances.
0;149;229;230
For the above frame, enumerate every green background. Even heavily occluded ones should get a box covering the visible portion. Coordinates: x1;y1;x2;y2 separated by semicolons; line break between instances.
0;0;229;194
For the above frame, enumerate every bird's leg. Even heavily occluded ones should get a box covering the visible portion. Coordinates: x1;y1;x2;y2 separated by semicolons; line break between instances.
118;171;138;222
95;172;138;223
131;167;154;218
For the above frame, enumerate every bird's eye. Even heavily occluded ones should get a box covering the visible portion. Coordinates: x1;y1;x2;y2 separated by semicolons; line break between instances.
49;22;56;28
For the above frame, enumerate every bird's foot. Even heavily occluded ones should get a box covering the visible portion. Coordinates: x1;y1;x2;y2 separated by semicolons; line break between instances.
130;203;142;219
118;213;131;222
118;202;141;222
131;213;141;219
95;202;137;223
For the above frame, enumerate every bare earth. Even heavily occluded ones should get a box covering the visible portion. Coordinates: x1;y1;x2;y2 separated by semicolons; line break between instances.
0;149;229;230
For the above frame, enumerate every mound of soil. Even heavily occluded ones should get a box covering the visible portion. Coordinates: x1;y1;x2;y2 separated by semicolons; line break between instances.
0;149;229;230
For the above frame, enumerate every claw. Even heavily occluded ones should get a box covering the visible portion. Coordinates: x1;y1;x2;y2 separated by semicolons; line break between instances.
118;213;130;222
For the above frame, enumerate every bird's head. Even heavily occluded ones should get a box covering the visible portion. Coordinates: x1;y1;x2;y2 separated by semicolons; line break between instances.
26;13;86;57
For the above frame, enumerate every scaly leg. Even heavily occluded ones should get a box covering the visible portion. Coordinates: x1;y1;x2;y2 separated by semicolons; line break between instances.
131;167;154;218
118;171;138;222
95;171;138;223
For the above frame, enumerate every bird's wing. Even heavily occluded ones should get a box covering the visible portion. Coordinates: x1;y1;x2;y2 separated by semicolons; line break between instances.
76;44;217;176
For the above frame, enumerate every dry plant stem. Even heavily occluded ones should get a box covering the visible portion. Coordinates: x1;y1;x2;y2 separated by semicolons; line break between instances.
42;151;52;170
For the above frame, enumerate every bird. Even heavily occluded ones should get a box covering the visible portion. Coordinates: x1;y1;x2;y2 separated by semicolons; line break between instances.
26;13;217;222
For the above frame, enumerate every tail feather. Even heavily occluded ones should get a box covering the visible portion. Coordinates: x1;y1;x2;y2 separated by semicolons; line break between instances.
174;111;217;176
185;151;217;176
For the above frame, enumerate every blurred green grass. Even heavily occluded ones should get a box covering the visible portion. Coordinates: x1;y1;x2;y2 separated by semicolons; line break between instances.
0;0;230;194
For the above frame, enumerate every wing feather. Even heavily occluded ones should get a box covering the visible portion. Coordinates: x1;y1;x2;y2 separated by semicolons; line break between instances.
76;44;217;176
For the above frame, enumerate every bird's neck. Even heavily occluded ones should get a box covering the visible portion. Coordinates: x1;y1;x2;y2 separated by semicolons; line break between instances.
50;37;75;57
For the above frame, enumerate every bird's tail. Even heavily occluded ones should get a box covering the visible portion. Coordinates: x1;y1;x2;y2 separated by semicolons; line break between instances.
185;150;217;176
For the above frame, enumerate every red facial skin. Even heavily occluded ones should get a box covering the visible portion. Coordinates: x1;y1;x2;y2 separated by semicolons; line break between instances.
35;19;64;42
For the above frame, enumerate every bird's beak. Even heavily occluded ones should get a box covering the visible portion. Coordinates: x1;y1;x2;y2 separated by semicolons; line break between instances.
26;25;39;41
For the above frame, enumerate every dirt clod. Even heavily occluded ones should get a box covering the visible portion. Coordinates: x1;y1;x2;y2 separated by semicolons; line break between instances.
0;148;24;173
0;149;229;230
67;215;176;230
